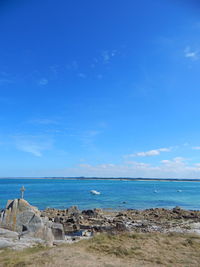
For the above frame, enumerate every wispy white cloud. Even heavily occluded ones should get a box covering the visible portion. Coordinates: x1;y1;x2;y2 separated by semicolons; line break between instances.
125;161;151;168
102;51;110;63
192;146;200;150
38;78;48;86
86;130;100;137
22;155;200;178
91;58;98;68
79;130;101;148
29;118;58;125
17;143;43;157
49;65;60;76
79;163;92;168
77;157;200;178
14;135;53;157
66;61;79;71
0;71;14;84
184;46;199;60
101;49;117;64
161;157;186;165
125;147;171;158
77;73;86;79
0;78;13;84
97;74;103;79
97;121;107;128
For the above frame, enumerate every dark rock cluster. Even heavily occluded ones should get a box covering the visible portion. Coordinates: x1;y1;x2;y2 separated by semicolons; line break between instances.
41;206;200;235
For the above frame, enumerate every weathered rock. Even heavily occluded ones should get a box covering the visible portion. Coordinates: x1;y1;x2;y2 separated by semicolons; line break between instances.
92;225;114;233
82;210;97;217
0;199;41;232
32;225;54;246
172;206;182;214
66;217;76;224
50;222;65;240
0;227;46;250
0;228;18;239
40;205;200;236
115;222;128;232
63;222;80;234
0;199;64;245
67;206;80;215
79;224;91;230
0;239;17;249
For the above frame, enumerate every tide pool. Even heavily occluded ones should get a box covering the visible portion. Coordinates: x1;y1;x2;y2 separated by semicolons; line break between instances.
0;178;199;210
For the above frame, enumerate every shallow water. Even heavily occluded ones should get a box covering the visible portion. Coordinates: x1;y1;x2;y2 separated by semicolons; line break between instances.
0;178;199;210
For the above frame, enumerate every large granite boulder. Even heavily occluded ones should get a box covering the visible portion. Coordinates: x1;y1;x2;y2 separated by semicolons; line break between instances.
0;199;41;232
0;227;46;250
0;199;64;244
0;228;18;239
50;222;65;240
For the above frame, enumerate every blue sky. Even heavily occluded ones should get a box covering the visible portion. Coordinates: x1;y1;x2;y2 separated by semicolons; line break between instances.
1;0;200;178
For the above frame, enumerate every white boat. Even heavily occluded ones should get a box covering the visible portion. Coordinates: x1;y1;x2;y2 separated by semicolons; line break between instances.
177;189;182;192
90;190;101;195
154;185;158;193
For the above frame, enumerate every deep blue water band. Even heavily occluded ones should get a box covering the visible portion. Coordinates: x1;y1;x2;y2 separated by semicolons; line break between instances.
0;178;199;210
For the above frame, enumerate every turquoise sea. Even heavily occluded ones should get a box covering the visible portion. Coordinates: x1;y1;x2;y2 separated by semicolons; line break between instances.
0;179;199;211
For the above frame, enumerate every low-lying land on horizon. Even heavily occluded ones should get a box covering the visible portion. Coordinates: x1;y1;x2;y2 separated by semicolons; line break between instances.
1;177;200;182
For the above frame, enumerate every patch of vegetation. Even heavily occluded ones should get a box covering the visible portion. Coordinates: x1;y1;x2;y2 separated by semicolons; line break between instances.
0;244;50;267
87;233;144;258
84;232;200;266
1;232;200;266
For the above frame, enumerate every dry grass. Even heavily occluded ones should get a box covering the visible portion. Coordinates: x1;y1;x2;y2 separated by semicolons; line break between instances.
86;232;200;266
0;232;200;266
0;245;50;267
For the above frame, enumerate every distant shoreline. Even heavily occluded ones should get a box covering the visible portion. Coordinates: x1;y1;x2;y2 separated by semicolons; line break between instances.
0;177;200;182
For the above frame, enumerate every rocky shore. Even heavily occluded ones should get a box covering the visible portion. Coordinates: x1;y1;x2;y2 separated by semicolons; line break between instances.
42;205;200;236
1;199;200;250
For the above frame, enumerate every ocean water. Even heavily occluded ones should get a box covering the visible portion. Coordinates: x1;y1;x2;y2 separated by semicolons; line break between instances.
0;178;200;211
